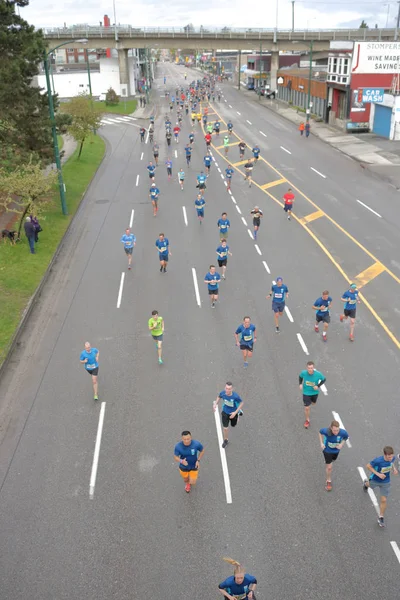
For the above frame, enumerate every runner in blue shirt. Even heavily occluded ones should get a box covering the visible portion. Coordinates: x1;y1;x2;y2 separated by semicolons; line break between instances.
214;120;221;135
185;144;192;167
216;239;232;279
79;342;99;401
213;382;244;448
197;171;207;196
227;120;233;135
149;183;160;217
147;161;156;181
299;360;326;429
313;290;333;342
174;430;205;494
155;233;170;273
225;165;234;190
204;154;212;176
235;316;257;367
195;193;206;223
204;265;221;308
266;277;289;333
219;557;257;600
363;446;398;527
178;168;185;191
217;212;230;240
319;420;349;491
340;283;360;342
165;158;172;180
252;145;260;161
120;227;136;270
189;131;195;145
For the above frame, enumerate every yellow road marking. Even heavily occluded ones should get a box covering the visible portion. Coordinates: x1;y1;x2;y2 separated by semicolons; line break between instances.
261;178;287;190
299;210;324;225
354;262;386;289
233;160;249;167
215;143;238;149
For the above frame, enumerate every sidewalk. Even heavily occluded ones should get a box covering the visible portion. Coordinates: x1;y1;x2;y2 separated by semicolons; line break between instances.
133;89;158;120
0;134;77;232
235;85;400;190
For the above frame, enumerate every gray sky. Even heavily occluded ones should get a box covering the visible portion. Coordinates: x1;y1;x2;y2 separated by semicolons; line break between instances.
21;0;399;30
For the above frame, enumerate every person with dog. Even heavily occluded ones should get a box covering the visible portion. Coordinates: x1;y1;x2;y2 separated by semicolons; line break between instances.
24;216;36;254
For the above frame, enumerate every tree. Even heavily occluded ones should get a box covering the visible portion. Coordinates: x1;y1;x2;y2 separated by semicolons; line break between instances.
105;87;119;106
55;112;73;133
66;94;102;159
0;0;54;165
0;157;57;239
360;20;369;28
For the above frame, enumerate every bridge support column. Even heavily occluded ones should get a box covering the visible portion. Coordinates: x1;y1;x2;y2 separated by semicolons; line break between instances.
270;50;279;92
118;48;130;97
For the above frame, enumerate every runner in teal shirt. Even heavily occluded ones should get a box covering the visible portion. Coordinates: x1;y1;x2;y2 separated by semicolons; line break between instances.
299;360;326;429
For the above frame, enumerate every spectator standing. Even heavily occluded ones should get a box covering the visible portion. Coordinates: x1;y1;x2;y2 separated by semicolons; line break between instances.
24;216;36;254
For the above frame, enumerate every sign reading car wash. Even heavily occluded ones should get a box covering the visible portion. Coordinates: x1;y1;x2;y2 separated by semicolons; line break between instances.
352;42;400;73
362;88;384;103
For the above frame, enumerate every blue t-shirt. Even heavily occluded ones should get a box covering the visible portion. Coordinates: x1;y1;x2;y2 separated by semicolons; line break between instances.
165;160;172;169
120;233;136;249
185;146;192;156
197;174;207;184
195;198;205;211
319;427;349;454
225;168;234;179
235;323;256;346
155;238;169;255
178;171;185;180
218;390;242;414
174;440;204;472
369;456;396;483
314;296;332;316
299;369;325;396
252;146;260;157
216;244;229;260
149;187;160;199
204;155;212;167
205;272;221;290
219;575;257;596
227;122;233;129
80;348;99;371
214;121;220;129
271;284;288;303
218;218;230;234
342;289;359;311
147;164;156;175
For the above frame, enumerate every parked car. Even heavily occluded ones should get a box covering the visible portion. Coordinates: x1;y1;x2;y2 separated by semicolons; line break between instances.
246;82;255;90
256;87;276;99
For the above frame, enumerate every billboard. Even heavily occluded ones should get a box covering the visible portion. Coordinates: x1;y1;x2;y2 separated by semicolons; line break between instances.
352;42;400;74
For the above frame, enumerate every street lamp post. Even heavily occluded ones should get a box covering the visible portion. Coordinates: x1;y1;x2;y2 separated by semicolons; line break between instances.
259;40;262;102
306;40;314;124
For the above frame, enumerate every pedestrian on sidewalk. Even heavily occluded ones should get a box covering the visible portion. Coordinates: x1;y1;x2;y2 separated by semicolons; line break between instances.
139;96;143;107
305;122;311;138
24;216;36;254
299;122;305;136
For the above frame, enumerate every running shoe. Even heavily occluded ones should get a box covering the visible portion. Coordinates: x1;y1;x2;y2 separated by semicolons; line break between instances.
339;314;344;322
160;266;163;272
128;265;131;270
222;439;229;449
314;325;319;333
378;516;385;527
211;302;215;308
275;327;280;333
94;395;99;401
243;362;248;368
323;333;327;342
325;481;332;492
304;420;310;429
363;480;369;492
349;334;354;342
158;358;163;364
185;483;191;493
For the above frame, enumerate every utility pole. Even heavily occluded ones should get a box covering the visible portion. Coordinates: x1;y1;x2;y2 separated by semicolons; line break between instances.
306;40;314;124
395;0;400;40
238;49;241;90
292;1;295;32
259;40;262;101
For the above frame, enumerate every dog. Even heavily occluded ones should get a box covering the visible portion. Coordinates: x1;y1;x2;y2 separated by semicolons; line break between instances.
2;229;18;244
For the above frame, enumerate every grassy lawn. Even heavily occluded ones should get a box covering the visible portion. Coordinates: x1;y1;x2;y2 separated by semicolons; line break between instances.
94;99;137;115
0;134;106;365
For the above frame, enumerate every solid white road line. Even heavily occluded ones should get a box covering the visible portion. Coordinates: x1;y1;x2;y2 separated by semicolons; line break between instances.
284;306;294;323
260;130;267;137
213;408;233;504
280;146;292;154
145;130;149;144
262;260;271;274
136;175;139;186
117;272;125;308
241;217;248;226
192;267;201;307
390;542;400;565
224;181;228;187
214;162;218;167
174;150;178;158
217;167;221;173
332;411;352;447
254;244;262;255
182;206;188;226
237;111;241;116
311;167;327;179
140;152;144;161
89;402;106;499
129;209;134;228
320;383;328;396
220;173;225;179
228;189;232;195
115;117;130;122
357;466;379;514
248;229;253;239
246;119;252;125
232;197;237;204
236;205;242;214
229;104;233;108
296;333;309;355
357;199;382;218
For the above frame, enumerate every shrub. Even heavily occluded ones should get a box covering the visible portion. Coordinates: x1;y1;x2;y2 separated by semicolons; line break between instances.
105;87;119;106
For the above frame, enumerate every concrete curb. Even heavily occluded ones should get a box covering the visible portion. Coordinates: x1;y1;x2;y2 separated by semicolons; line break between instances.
0;135;108;380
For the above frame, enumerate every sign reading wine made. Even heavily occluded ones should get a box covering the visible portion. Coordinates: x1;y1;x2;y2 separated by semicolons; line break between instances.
352;42;400;74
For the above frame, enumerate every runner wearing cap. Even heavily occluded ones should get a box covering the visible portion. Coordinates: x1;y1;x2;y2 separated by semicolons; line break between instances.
266;277;289;333
340;284;361;341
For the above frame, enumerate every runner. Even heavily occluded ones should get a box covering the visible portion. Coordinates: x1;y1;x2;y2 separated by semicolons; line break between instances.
191;110;196;125
238;140;246;159
340;284;361;341
173;123;180;143
178;168;185;191
319;420;349;491
217;212;230;240
189;131;195;145
120;227;136;270
299;361;326;429
214;120;221;136
225;164;234;191
219;558;257;600
363;446;398;527
155;233;171;273
148;309;164;364
79;342;99;401
244;158;254;187
149;125;154;143
250;206;263;240
204;153;212;176
227;120;233;136
235;316;256;367
266;277;289;333
149;182;160;217
174;430;205;493
313;290;333;342
185;143;192;167
202;113;208;127
197;171;207;196
140;127;146;142
207;122;213;135
153;141;159;165
165;157;172;181
223;134;230;155
195;193;206;223
216;238;232;279
205;132;212;153
147;161;156;181
252;144;261;161
283;188;295;220
213;382;244;448
197;112;202;123
204;265;221;308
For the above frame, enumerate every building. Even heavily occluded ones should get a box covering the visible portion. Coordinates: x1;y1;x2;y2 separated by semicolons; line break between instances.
243;53;301;89
277;68;328;120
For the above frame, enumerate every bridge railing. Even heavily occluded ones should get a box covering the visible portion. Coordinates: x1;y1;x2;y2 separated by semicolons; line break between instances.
41;26;398;42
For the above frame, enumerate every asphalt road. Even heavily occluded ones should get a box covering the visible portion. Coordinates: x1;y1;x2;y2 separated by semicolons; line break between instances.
0;62;400;600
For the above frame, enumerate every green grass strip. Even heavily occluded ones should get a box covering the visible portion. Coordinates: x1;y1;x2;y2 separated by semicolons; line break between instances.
95;99;137;115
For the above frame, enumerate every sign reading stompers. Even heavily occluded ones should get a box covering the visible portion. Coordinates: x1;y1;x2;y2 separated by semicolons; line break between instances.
352;42;400;74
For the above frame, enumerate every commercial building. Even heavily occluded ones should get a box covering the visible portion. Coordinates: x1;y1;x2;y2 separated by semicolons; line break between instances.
276;67;328;120
243;53;301;89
